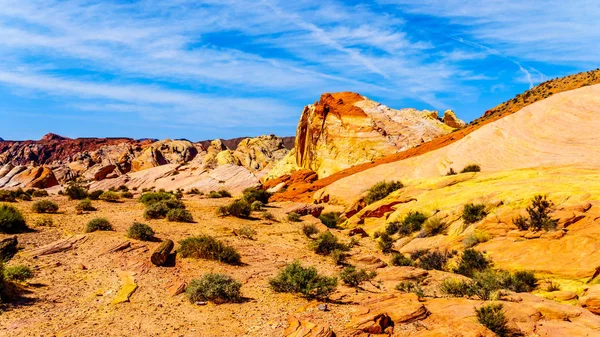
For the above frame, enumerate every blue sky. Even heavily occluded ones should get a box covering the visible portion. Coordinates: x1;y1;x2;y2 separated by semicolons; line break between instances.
0;0;598;141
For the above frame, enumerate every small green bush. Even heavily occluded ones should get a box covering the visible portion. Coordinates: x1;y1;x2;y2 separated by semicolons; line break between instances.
99;191;120;202
65;183;88;200
117;185;129;192
420;217;446;237
461;164;481;173
527;195;557;231
462;204;487;224
475;304;509;337
219;200;252;219
178;235;241;265
208;190;231;198
237;226;257;240
287;212;302;222
76;199;95;212
0;204;28;233
331;249;346;265
417;250;454;271
0;190;16;202
269;261;337;299
144;199;185;219
340;266;376;287
186;273;242;304
440;278;472;297
242;188;271;204
388;211;428;236
31;189;49;197
139;192;174;205
378;232;394;253
455;249;490;277
390;253;414;266
319;212;340;229
31;200;59;213
302;223;319;238
120;191;134;199
262;211;275;221
3;265;34;282
463;230;490;248
250;201;264;211
310;232;349;256
88;190;104;200
365;181;403;205
509;270;537;293
34;216;54;227
395;281;425;298
127;222;155;241
166;208;194;222
86;218;113;232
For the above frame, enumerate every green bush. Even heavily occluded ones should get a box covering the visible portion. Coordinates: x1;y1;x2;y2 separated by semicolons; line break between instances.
0;204;28;233
99;191;120;202
455;249;490;277
35;216;54;227
86;218;113;232
65;183;88;200
420;217;446;237
186;273;243;304
463;230;490;248
417;250;454;271
475;304;509;337
120;191;134;199
31;190;49;198
460;164;481;173
166;208;194;222
287;212;301;222
139;192;174;205
31;200;59;213
242;188;271;204
178;235;241;265
378;232;394;253
0;190;16;202
187;188;203;195
269;261;337;299
144;199;185;219
218;200;252;219
395;281;425;298
262;211;275;221
319;212;341;229
509;270;537;293
302;223;319;238
127;222;154;241
442;269;537;300
88;190;104;200
387;211;428;236
117;185;129;192
462;204;487;224
440;278;472;297
390;253;414;266
523;195;557;231
365;181;403;205
76;199;95;212
3;265;34;282
250;200;264;211
340;266;376;287
207;190;231;198
310;232;348;256
331;249;346;265
237;226;257;240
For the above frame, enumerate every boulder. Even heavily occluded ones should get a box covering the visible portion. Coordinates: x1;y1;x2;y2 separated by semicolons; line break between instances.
580;285;600;315
443;110;466;128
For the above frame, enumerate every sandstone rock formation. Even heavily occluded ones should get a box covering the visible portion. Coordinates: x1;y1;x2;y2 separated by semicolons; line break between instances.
130;139;199;172
266;92;462;180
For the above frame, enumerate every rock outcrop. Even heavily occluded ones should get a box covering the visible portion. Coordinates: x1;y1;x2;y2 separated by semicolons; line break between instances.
266;92;461;180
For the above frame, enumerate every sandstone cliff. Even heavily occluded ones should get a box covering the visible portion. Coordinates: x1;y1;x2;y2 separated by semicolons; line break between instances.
266;92;463;180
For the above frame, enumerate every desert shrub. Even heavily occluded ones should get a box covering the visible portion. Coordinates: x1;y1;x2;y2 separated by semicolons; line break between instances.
331;249;346;265
166;208;194;222
462;204;487;224
513;215;529;230
250;201;264;211
3;265;33;282
0;190;16;202
508;270;537;293
31;200;59;214
188;188;202;195
319;212;340;229
139;192;174;205
186;273;242;304
287;212;301;222
85;218;112;232
219;200;252;219
242;188;271;204
208;190;231;198
377;232;394;253
262;211;275;221
178;235;241;265
127;222;154;241
76;199;95;212
365;181;403;205
237;226;257;240
395;281;425;298
455;249;491;277
144;199;185;219
446;168;457;176
420;217;446;237
302;223;319;238
463;230;490;248
440;278;472;297
88;190;104;200
544;281;561;292
475;304;509;337
65;183;88;200
120;191;134;199
445;269;537;300
0;205;27;233
417;250;454;271
117;185;129;192
99;191;120;202
31;189;49;198
409;249;429;261
310;232;348;255
390;253;414;266
528;195;557;231
269;261;337;299
34;216;54;227
461;164;481;173
340;266;376;287
388;211;428;236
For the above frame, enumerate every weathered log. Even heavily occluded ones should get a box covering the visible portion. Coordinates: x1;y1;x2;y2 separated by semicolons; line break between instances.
0;236;18;261
28;235;87;257
103;241;131;255
151;240;174;266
